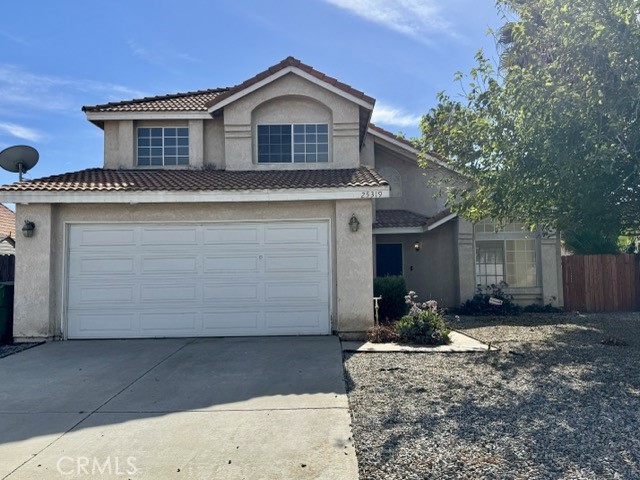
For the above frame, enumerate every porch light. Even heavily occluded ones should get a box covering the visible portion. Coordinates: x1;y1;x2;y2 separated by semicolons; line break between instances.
348;214;360;232
22;220;35;238
414;241;421;251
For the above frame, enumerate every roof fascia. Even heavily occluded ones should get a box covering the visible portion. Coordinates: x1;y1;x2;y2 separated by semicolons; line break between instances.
85;111;212;122
0;185;390;204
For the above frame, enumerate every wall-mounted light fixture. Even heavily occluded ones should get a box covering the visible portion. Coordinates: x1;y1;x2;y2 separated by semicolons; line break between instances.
348;214;360;232
22;220;35;238
413;240;421;251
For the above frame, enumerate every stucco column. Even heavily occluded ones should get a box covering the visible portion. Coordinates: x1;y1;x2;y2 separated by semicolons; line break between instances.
456;217;475;304
188;119;204;168
335;199;373;337
541;234;563;306
13;204;55;341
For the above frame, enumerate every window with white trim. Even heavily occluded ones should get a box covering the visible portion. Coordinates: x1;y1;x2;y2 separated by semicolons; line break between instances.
137;127;189;166
474;221;538;288
476;241;505;286
257;123;329;163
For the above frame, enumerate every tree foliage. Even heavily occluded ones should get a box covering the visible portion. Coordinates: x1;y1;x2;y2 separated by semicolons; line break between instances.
417;0;640;253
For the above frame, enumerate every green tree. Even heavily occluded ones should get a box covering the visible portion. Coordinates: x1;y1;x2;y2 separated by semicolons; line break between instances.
417;0;640;253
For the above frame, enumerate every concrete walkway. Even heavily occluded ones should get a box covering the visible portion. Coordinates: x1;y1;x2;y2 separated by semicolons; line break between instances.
342;330;491;353
0;337;357;479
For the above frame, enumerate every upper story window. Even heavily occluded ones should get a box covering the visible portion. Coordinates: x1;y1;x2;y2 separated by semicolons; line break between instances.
137;127;189;166
257;124;329;164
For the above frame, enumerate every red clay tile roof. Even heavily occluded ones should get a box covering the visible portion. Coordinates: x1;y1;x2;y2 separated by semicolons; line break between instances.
373;209;453;229
206;56;375;110
0;204;15;237
82;56;375;114
82;88;229;113
0;167;388;193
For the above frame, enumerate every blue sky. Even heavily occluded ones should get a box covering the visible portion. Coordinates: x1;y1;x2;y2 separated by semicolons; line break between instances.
0;0;501;186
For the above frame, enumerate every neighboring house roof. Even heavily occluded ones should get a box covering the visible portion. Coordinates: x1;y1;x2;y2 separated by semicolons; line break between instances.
373;208;456;233
82;88;229;113
0;167;387;192
0;204;15;238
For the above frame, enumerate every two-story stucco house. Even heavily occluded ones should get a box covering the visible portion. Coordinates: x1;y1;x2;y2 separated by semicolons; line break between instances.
0;57;562;342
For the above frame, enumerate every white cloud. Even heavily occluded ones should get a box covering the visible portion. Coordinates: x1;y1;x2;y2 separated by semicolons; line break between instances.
322;0;452;40
0;64;146;112
372;102;421;128
128;40;202;70
0;121;43;142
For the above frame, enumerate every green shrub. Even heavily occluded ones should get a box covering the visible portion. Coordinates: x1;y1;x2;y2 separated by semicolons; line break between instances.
394;292;451;345
366;324;399;343
522;303;563;313
457;283;521;316
373;276;408;323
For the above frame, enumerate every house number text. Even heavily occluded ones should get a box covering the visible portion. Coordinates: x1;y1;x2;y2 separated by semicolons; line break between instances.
360;191;383;198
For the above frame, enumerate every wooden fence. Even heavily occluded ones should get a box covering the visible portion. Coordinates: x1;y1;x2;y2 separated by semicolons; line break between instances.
562;254;640;312
0;255;14;282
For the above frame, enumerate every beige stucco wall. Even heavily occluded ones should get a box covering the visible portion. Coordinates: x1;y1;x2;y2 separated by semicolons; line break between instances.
373;142;448;217
203;118;225;169
375;221;458;307
335;199;374;336
13;204;56;340
103;118;225;170
223;73;361;171
104;120;134;169
456;218;476;304
12;199;375;341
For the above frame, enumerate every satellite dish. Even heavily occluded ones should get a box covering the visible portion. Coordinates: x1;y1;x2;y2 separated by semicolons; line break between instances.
0;145;39;181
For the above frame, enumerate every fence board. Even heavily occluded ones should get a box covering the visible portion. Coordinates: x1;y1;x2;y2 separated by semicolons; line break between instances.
562;253;639;312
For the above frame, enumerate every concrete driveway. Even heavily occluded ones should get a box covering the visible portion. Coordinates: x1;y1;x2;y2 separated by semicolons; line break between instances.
0;337;357;479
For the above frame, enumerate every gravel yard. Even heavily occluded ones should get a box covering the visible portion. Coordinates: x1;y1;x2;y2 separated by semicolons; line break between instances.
344;312;640;479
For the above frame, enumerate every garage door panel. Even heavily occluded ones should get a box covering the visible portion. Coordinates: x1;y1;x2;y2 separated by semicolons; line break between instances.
264;224;327;245
265;253;326;273
70;227;137;248
69;312;136;337
67;222;330;338
69;284;136;305
141;256;198;274
203;283;259;301
71;256;136;276
141;227;198;245
202;311;260;331
203;226;260;245
141;284;198;303
265;309;326;330
264;282;324;301
203;255;259;273
139;312;198;333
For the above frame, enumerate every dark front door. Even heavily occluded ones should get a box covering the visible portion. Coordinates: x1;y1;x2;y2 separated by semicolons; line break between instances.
376;243;403;276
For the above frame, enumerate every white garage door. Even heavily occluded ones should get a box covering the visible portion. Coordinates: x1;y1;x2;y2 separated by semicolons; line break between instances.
66;222;330;339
